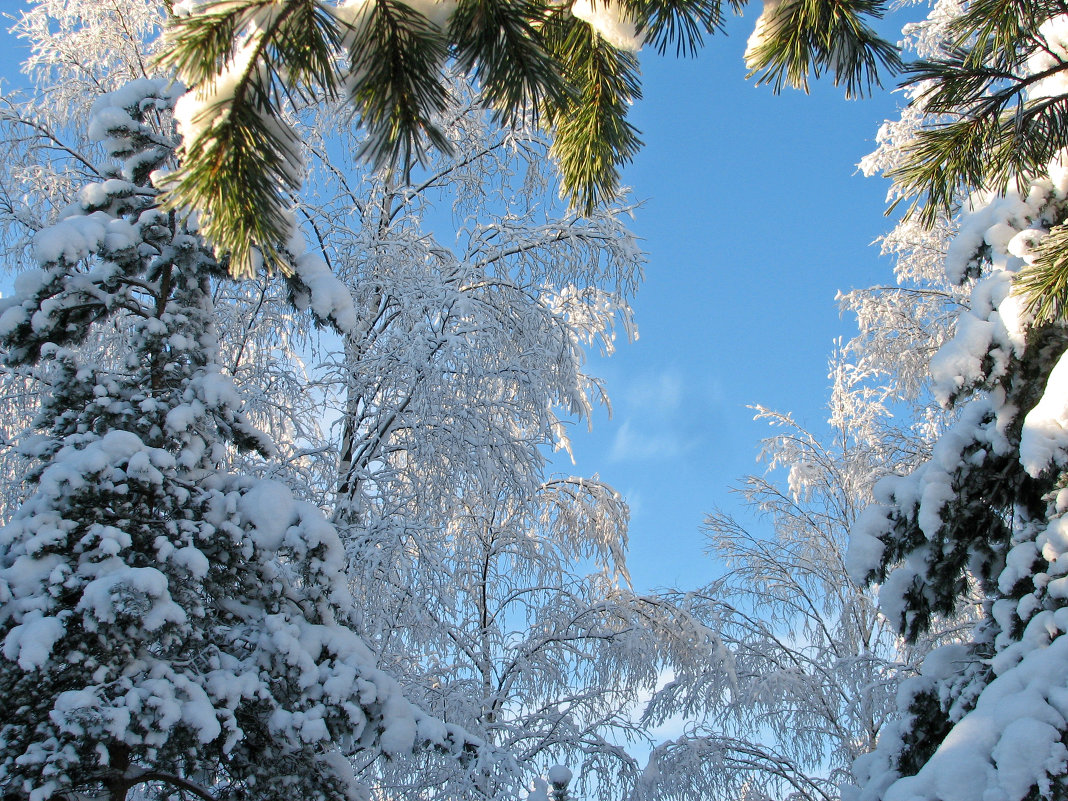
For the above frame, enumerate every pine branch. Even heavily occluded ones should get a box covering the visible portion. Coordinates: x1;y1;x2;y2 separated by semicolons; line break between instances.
159;0;343;276
156;0;901;273
885;0;1068;223
627;0;735;57
744;0;902;98
889;57;1068;225
1019;221;1068;322
947;0;1050;71
450;0;567;122
542;12;642;214
344;0;452;169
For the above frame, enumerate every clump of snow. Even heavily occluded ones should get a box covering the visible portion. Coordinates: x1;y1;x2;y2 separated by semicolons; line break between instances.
236;480;295;552
401;0;457;28
378;694;417;755
881;633;1068;801
1021;350;1068;476
997;293;1031;353
77;567;188;632
1000;541;1040;595
292;248;358;333
334;0;454;39
1007;227;1048;262
571;0;644;51
33;212;109;265
920;644;972;680
171;546;210;579
744;0;787;68
944;191;1032;283
78;179;134;211
878;554;927;630
1028;16;1068;99
87;105;136;146
87;77;182;163
929;271;1018;405
547;764;573;785
527;777;550;801
2;611;65;670
846;501;890;584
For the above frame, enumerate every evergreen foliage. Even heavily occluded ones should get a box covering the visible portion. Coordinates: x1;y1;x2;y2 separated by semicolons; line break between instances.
886;0;1068;321
0;77;491;801
848;8;1068;796
847;193;1068;801
156;0;901;276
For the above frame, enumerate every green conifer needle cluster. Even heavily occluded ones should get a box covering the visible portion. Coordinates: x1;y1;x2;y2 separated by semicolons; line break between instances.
158;0;899;277
887;0;1068;321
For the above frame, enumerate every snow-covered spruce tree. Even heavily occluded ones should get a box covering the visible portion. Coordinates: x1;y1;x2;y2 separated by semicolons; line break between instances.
846;10;1068;800
0;78;491;801
0;1;172;524
0;0;342;515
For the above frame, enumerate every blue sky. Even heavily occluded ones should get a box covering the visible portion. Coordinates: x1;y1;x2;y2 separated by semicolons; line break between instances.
0;1;913;594
556;8;912;592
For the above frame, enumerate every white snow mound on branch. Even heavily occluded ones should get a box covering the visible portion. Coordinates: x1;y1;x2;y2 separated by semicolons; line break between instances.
883;631;1068;801
744;0;786;68
291;248;358;332
1027;15;1068;99
332;0;457;30
1021;350;1068;476
399;0;457;28
571;0;644;51
547;764;573;785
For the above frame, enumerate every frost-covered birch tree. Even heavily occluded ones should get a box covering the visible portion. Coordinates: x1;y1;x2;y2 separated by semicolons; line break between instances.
0;4;706;801
291;81;713;801
632;125;985;794
633;345;966;801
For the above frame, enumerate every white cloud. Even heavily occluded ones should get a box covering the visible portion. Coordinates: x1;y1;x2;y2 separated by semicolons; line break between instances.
608;419;685;462
623;368;684;413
